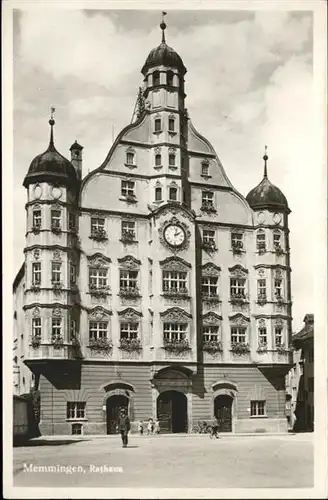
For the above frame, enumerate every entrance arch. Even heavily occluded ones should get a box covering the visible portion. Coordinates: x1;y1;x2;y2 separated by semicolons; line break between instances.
157;390;187;433
214;394;233;432
106;395;129;435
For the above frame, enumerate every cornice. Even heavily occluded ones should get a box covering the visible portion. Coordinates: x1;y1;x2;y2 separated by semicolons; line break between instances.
253;314;291;320
190;182;233;191
23;302;73;311
254;264;291;271
25;200;77;209
90;169;182;181
24;245;72;253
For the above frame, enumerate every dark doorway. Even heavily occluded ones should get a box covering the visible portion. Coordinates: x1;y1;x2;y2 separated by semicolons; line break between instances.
214;395;233;432
106;395;129;434
157;390;187;433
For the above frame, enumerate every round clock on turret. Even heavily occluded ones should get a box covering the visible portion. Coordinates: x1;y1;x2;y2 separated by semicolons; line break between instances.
163;223;186;248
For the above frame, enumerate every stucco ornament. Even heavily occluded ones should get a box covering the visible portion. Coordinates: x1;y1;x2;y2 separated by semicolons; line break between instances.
257;268;266;277
158;216;191;252
229;265;248;278
275;318;284;327
258;318;266;327
53;250;62;261
33;249;41;260
32;307;41;317
160;256;191;272
229;313;250;325
202;263;221;277
202;312;222;325
52;308;62;317
118;255;141;270
118;308;142;321
87;253;111;268
160;307;192;322
89;306;112;321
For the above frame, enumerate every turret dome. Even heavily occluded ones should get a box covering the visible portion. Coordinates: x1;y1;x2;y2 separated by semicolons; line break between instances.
141;17;186;75
246;150;290;212
23;117;77;189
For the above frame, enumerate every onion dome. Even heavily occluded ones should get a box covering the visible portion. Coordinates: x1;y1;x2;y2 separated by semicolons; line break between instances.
246;148;290;212
23;114;77;188
141;14;186;75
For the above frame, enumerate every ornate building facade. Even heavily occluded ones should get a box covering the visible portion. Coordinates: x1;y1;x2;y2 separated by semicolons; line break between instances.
14;21;293;434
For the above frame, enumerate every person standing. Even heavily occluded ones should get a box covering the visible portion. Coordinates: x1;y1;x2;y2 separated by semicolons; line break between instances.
138;420;144;436
154;418;160;435
147;418;154;435
116;408;130;448
211;416;220;439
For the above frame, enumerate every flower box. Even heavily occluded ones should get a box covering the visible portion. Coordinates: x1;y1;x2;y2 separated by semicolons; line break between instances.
202;340;223;354
230;294;246;305
90;229;108;242
274;245;284;256
121;230;136;243
119;338;142;352
119;287;140;298
257;296;267;305
51;225;62;235
202;241;217;252
231;342;250;355
200;202;217;213
257;344;268;353
202;293;221;303
30;284;41;293
125;194;137;204
52;282;63;294
276;295;284;305
51;335;64;349
31;225;41;234
89;337;113;353
163;338;191;354
89;285;110;298
31;336;41;349
276;343;289;354
162;288;189;298
232;243;243;254
258;245;266;255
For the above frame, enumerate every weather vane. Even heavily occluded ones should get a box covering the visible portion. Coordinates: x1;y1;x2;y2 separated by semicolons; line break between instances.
160;11;167;43
50;107;56;120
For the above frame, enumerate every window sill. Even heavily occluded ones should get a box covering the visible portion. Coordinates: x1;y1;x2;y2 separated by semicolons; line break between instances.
119;196;137;203
154;165;163;170
153;200;164;205
201;175;212;180
250;415;268;419
153;130;163;135
168;165;178;170
120;238;138;244
124;163;137;168
66;418;88;422
168;131;177;136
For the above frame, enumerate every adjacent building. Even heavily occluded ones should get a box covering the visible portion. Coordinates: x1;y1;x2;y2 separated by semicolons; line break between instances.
13;20;293;434
286;314;314;431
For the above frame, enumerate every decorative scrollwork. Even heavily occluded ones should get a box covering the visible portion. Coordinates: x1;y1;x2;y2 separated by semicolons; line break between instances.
118;255;141;270
229;265;248;278
118;308;142;321
88;306;112;321
202;263;221;277
52;308;62;317
87;253;111;268
229;313;250;325
160;256;191;272
202;312;222;325
53;250;62;261
160;307;192;322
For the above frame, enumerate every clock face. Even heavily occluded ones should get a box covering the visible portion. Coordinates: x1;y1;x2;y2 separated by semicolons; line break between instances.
164;224;186;247
273;213;282;224
51;186;62;199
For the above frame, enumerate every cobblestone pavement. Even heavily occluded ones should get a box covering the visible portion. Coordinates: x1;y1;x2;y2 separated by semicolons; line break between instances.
13;433;313;489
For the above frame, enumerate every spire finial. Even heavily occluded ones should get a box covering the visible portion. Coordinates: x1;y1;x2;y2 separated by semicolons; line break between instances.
49;106;55;146
160;11;167;43
263;144;268;178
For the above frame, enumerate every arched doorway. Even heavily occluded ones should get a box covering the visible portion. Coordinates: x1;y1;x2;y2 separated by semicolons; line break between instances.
157;390;187;433
214;395;233;432
106;395;129;434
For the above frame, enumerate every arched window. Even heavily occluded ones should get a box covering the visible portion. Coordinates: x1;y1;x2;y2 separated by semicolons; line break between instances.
154;117;162;133
201;160;209;176
153;71;160;86
167;70;174;86
155;187;162;201
155;153;162;166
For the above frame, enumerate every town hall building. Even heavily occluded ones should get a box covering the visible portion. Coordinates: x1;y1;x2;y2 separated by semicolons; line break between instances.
13;19;293;434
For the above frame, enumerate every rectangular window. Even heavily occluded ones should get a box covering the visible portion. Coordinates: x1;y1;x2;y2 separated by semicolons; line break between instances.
231;326;246;344
202;276;218;296
153;72;160;86
72;423;83;435
51;262;62;284
121;220;136;238
162;271;187;292
155;187;162;201
33;210;42;228
201;163;209;176
257;279;266;297
68;212;76;231
230;278;246;297
273;233;281;247
258;327;267;345
32;262;41;286
121;180;135;197
154;118;161;132
163;323;187;341
67;402;86;420
168;118;175;132
155;153;162;166
51;210;61;228
91;217;105;233
250;400;266;417
69;263;76;286
126;152;134;165
32;318;42;338
231;232;243;250
89;267;108;288
120;322;138;340
69;319;76;340
202;229;215;244
168;153;176;166
275;326;283;346
169;187;177;201
274;279;282;298
120;270;138;289
256;232;266;249
202;191;214;205
89;321;108;340
51;318;62;339
203;326;219;342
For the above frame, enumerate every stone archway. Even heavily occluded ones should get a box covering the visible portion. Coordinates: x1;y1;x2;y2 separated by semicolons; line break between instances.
157;390;188;433
212;380;238;433
106;394;129;435
101;380;135;435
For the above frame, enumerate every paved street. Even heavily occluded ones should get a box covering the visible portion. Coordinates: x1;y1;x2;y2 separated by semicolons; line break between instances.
13;433;313;489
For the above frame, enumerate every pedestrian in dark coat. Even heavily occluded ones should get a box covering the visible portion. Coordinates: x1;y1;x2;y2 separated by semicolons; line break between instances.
116;408;130;448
